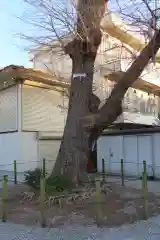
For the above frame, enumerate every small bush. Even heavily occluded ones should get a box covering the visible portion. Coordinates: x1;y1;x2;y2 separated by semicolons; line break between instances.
24;168;71;193
46;175;71;194
24;168;42;190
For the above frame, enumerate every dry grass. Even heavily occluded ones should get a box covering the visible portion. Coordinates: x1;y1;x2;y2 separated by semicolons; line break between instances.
1;180;160;228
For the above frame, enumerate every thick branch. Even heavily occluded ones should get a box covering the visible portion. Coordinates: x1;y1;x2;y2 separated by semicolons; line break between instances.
89;93;100;113
98;29;160;124
83;29;160;130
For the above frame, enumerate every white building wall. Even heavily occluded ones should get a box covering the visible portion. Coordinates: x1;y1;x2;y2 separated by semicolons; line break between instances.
0;131;61;181
0;85;18;132
19;132;38;172
38;139;61;175
0;85;64;180
0;131;39;181
32;34;129;82
21;84;67;132
33;52;53;74
0;132;20;171
51;53;72;80
152;133;160;178
32;34;160;118
97;135;123;175
34;50;72;81
123;135;139;176
97;133;160;178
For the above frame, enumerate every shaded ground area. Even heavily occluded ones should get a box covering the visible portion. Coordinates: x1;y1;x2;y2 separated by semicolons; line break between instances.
1;176;160;229
1;217;160;239
107;175;160;195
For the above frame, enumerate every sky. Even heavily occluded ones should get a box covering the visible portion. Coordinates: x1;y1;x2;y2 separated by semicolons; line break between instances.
0;0;155;70
0;0;32;68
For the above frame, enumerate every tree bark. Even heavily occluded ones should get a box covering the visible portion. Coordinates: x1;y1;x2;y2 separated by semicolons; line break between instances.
52;2;160;183
52;39;100;182
52;0;105;183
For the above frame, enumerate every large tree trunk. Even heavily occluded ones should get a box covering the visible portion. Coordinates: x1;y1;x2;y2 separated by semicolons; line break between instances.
52;0;106;182
52;1;160;183
53;39;100;182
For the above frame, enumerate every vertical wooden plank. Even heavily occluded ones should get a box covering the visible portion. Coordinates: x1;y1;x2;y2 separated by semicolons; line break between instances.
121;159;124;186
40;176;46;227
142;172;144;189
42;158;46;178
102;158;105;183
14;160;17;185
2;175;8;222
143;160;148;220
95;178;102;226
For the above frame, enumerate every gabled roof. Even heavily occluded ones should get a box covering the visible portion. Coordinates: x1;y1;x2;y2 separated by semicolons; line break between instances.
0;65;69;91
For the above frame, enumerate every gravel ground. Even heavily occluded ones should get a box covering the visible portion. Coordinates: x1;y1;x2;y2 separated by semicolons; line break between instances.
1;216;160;239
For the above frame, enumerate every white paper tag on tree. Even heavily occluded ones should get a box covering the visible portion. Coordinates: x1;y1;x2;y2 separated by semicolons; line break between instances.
73;73;87;79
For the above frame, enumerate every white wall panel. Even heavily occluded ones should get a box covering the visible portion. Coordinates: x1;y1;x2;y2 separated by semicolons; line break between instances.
22;85;67;132
0;85;18;132
123;135;139;176
19;132;38;172
38;139;61;175
152;133;160;178
97;134;154;177
0;132;20;171
97;135;123;174
137;135;153;176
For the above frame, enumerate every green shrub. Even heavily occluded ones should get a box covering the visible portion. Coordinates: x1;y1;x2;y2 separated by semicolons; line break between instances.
46;175;71;194
24;168;71;194
24;168;42;190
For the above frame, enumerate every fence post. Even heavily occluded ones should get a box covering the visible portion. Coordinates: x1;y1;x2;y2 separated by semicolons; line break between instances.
102;158;105;183
14;160;17;185
2;175;8;222
40;176;46;228
121;159;124;186
142;160;148;220
95;178;103;226
42;158;46;178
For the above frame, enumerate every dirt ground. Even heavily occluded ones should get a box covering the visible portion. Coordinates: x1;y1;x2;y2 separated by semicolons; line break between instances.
1;178;160;228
